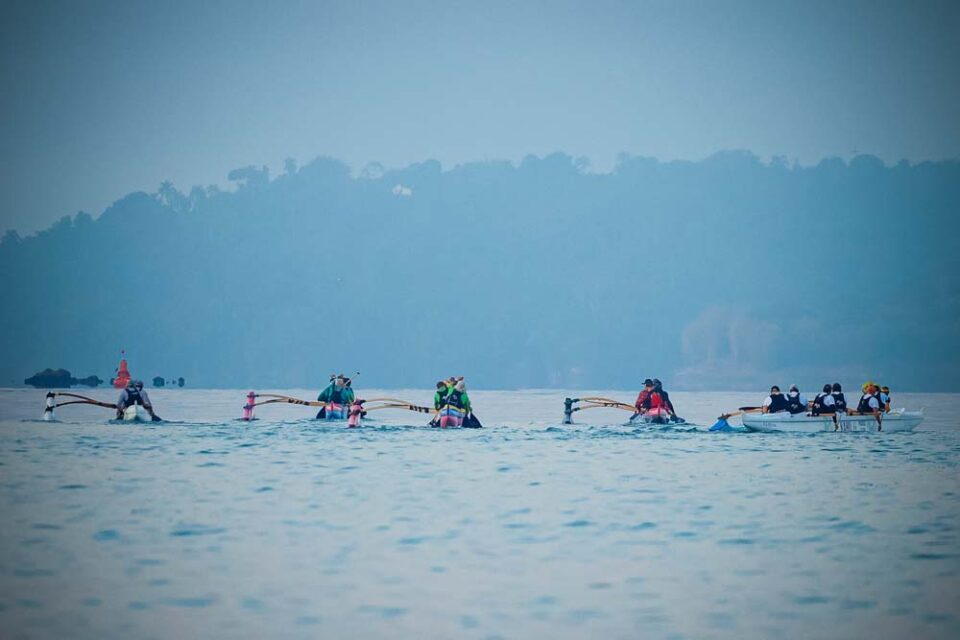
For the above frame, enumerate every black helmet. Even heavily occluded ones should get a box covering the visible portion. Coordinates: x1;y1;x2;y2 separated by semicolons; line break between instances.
822;384;832;393
832;383;842;392
134;380;144;389
643;378;653;386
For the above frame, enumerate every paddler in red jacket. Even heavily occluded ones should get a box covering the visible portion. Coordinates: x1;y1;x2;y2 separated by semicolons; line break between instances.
635;379;654;413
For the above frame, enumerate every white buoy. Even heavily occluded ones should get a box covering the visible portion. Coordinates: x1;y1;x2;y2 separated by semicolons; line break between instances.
43;392;55;421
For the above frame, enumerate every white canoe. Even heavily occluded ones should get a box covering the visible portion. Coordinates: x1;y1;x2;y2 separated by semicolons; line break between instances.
122;405;151;422
742;409;923;433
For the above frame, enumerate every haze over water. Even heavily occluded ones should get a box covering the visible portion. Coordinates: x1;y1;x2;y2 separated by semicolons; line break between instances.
2;1;959;638
1;389;957;639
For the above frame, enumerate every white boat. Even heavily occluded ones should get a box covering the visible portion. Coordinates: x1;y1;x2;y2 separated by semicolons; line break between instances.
122;405;151;422
742;409;923;433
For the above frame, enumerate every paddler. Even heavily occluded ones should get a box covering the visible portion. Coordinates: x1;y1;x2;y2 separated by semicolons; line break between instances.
762;385;789;414
880;385;891;412
831;383;847;412
785;384;807;414
855;382;882;416
116;379;161;421
434;380;450;410
811;384;837;415
634;379;654;413
652;379;678;419
342;375;356;405
317;374;345;404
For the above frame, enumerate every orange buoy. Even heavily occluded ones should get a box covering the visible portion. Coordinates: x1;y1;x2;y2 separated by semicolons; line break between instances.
112;350;131;389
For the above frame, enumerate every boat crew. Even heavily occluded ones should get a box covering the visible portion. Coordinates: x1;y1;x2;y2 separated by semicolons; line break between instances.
762;386;789;414
785;385;807;414
880;386;891;412
116;379;160;421
811;384;837;415
831;383;847;412
634;379;654;413
317;374;353;419
439;379;472;428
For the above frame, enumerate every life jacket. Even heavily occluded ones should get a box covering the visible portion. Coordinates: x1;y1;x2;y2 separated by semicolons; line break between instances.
329;386;344;404
766;394;788;413
857;393;878;413
434;388;449;410
786;393;805;414
125;388;143;406
647;391;665;409
812;393;834;415
832;392;847;412
445;389;464;410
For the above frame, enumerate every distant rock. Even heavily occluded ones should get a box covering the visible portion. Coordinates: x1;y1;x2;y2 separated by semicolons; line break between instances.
24;368;103;388
152;376;165;388
74;375;104;387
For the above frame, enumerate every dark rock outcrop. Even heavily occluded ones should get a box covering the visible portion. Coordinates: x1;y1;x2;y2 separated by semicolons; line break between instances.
24;369;103;388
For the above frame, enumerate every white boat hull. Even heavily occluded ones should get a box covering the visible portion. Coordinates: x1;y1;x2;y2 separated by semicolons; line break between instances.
122;405;150;422
742;409;923;433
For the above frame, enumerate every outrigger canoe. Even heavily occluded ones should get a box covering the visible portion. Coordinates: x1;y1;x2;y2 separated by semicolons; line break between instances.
241;393;435;426
741;409;923;433
562;397;685;425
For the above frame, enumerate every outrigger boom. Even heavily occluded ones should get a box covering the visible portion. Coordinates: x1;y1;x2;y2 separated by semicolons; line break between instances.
43;391;118;421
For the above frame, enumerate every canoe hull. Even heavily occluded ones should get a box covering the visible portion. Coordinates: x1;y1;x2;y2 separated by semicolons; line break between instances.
122;405;150;422
742;410;923;433
632;408;672;424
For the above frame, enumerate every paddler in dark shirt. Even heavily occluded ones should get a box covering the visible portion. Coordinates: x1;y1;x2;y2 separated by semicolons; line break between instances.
116;379;161;421
762;386;788;414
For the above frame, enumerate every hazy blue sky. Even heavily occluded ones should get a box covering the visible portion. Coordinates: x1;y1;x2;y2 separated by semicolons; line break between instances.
2;0;958;233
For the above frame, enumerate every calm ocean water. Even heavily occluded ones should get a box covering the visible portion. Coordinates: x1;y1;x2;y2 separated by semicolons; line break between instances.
0;388;958;639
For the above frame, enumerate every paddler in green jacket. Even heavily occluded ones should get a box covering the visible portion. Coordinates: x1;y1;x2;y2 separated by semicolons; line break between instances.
434;380;450;410
317;374;355;405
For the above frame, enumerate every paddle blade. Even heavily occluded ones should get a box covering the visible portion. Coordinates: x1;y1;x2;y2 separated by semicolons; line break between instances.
463;413;483;429
708;417;733;432
316;407;326;420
